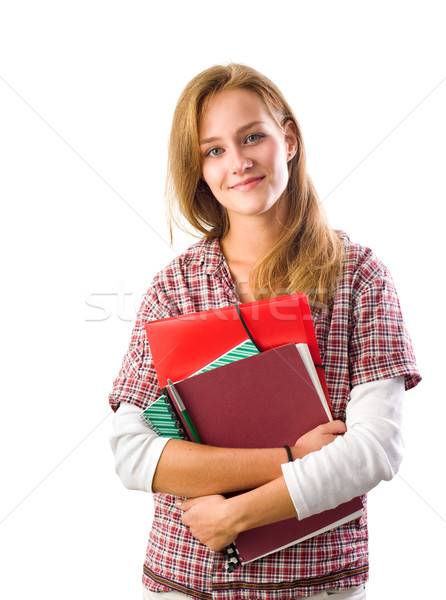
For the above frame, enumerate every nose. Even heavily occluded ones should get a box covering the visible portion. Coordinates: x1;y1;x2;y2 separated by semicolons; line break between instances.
230;147;253;174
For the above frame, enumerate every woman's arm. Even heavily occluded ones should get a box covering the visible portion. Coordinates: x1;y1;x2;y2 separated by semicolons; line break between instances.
153;417;345;496
180;376;405;549
110;402;288;495
110;401;346;497
180;478;296;551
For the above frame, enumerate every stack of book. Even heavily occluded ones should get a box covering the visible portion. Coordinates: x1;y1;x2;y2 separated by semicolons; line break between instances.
141;294;363;569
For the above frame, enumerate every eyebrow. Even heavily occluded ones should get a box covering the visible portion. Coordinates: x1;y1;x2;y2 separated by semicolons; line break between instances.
199;121;265;146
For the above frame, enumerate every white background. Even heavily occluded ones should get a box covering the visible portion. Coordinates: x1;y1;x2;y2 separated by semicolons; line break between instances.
0;1;444;598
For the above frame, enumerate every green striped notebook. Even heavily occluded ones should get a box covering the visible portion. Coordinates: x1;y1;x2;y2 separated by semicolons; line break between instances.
141;339;259;439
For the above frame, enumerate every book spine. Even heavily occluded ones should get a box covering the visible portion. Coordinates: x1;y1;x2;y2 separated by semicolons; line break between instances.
222;544;242;572
165;385;198;442
141;393;188;440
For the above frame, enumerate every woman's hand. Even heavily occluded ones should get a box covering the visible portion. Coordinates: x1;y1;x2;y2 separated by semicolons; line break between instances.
179;495;237;552
294;420;347;459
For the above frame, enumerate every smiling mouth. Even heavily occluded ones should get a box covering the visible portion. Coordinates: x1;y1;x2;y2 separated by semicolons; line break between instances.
230;177;265;192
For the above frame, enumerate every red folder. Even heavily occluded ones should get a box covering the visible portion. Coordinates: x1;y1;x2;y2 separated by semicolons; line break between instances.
145;293;331;411
166;344;363;565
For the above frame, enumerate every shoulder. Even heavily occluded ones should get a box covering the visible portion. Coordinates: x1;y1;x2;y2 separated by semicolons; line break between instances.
152;237;223;285
336;230;391;292
142;237;224;318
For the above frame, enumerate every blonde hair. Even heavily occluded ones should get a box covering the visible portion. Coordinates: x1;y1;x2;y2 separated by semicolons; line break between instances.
166;63;344;308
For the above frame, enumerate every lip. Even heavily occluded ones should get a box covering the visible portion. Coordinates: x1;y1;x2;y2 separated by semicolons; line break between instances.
230;176;265;191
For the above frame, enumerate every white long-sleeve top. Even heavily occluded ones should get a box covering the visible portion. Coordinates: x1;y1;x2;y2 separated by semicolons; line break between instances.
281;376;404;518
110;376;404;516
110;402;169;492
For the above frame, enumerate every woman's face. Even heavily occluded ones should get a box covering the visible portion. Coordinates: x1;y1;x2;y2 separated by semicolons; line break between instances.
198;89;296;225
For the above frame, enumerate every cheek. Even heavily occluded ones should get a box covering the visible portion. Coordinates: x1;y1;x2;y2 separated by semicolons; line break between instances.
261;139;287;170
269;147;290;185
202;162;226;194
201;162;217;185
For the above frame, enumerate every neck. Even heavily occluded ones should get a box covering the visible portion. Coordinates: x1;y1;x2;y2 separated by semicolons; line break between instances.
220;207;287;303
221;201;287;266
221;220;280;265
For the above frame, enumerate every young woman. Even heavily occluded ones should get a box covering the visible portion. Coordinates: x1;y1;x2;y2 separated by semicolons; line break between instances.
109;63;420;600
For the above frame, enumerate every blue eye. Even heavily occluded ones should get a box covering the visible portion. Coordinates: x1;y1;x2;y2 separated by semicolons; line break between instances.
205;147;224;157
245;133;264;144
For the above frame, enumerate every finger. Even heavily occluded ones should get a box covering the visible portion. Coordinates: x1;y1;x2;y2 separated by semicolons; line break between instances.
325;420;347;435
177;495;212;511
176;498;193;511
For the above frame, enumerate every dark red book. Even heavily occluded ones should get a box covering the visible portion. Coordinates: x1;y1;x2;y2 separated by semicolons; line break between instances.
165;343;363;566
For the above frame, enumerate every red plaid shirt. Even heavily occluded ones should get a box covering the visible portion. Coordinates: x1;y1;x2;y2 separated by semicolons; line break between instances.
109;232;420;599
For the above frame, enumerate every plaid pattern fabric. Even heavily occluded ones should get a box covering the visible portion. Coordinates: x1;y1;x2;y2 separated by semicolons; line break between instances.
109;232;421;599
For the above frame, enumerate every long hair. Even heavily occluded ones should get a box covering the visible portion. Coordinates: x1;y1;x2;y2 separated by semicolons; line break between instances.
166;63;344;308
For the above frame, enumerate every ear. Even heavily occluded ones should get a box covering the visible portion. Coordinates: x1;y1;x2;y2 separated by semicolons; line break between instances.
283;120;298;162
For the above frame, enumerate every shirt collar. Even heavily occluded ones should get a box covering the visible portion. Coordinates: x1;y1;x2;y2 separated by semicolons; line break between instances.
184;237;227;276
184;237;237;301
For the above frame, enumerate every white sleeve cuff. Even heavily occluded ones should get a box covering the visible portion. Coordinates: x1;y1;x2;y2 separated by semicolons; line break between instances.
109;401;170;493
281;376;405;520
